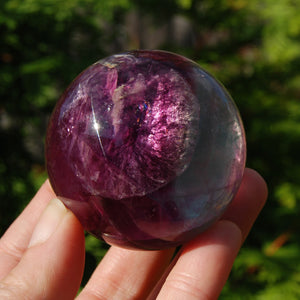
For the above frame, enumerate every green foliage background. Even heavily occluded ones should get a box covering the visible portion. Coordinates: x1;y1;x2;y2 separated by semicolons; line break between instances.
1;0;300;298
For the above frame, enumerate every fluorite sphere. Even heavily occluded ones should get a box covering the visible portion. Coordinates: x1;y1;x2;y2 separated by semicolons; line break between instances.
46;50;246;250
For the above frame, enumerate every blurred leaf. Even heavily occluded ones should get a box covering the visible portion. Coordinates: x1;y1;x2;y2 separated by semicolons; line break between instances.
275;183;299;210
20;56;62;74
252;0;300;64
177;0;192;9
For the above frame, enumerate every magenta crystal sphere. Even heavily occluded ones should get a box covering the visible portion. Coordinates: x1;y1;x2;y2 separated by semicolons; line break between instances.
45;50;246;250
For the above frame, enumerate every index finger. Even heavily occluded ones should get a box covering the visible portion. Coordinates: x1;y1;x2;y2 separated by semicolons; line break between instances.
221;168;268;242
152;168;268;299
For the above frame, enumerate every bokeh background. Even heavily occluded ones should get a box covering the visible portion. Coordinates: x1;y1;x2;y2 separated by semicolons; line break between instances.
1;0;300;298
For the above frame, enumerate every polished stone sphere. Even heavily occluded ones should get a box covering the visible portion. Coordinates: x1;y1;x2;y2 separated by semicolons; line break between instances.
45;50;246;250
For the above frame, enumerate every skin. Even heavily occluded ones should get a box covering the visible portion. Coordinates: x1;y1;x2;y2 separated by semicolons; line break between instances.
0;168;267;299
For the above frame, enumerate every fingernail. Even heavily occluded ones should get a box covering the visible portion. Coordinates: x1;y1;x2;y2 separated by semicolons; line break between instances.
28;198;68;247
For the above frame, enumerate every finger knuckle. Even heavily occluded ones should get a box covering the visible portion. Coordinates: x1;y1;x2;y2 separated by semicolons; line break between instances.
164;272;213;300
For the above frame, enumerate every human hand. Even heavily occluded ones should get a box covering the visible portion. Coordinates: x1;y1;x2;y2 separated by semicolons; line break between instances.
0;168;267;299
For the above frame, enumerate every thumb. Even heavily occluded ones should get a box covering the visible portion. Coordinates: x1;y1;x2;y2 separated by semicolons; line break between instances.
0;199;85;300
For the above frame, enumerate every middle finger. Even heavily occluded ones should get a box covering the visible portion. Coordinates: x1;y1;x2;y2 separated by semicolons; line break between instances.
77;246;174;300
